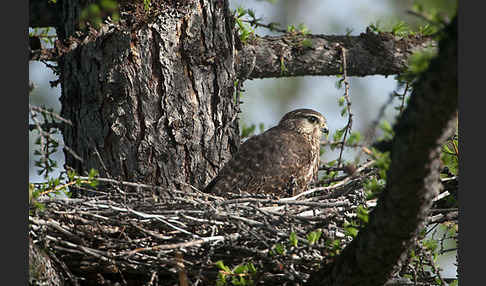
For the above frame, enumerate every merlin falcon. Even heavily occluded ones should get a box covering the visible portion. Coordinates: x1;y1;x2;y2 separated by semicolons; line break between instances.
204;109;328;198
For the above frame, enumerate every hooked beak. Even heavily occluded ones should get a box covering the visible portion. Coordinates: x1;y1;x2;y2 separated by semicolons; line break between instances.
321;126;329;134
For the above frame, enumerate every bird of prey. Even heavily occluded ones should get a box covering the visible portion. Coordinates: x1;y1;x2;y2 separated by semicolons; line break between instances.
204;108;329;198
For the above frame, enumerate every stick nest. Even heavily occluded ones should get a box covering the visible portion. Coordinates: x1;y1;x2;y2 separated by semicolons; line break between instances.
29;162;455;285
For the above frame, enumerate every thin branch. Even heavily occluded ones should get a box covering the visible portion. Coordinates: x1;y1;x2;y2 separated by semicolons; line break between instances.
337;47;353;168
289;160;375;201
406;10;448;27
241;19;287;33
28;122;65;132
124;233;240;256
75;176;223;200
220;198;349;208
399;83;410;114
29;105;72;125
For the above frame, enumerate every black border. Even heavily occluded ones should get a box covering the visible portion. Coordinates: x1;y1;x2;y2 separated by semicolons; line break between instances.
5;0;28;284
458;1;477;285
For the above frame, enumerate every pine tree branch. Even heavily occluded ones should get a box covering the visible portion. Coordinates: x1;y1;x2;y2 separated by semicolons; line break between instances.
236;30;434;79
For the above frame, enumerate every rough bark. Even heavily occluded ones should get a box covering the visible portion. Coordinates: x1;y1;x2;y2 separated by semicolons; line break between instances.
29;237;65;286
236;31;434;79
307;16;457;286
57;0;239;193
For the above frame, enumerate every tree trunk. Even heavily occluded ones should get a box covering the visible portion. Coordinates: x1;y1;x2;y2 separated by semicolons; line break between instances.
58;0;239;193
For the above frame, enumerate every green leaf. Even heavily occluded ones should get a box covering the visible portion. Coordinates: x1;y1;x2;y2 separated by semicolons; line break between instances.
335;78;344;89
409;249;416;259
280;57;287;74
368;20;382;33
297;23;309;35
443;144;453;154
333;128;346;142
89;179;99;188
306;229;322;245
449;280;458;286
258;123;265;133
441;141;458;175
372;149;391;180
33;201;45;211
325;239;341;256
391;21;410;37
447;225;457;236
327;160;336;167
289;232;298;247
216;274;226;286
379;120;393;137
236;7;246;18
319;147;326;156
300;38;312;48
344;225;358;238
240;124;256;138
423;239;438;252
338;96;345;107
331;239;340;247
356;205;369;224
274;243;285;255
398;48;438;83
235;17;243;29
247;262;257;273
143;0;151;11
233;264;248;274
88;168;99;179
215;260;231;273
418;23;436;36
346;131;361;145
232;275;246;286
340;107;347;117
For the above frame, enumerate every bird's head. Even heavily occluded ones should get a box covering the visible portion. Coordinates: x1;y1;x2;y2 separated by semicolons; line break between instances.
278;109;329;139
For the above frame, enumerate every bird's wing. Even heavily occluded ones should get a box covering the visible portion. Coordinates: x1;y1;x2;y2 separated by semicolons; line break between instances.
204;127;314;196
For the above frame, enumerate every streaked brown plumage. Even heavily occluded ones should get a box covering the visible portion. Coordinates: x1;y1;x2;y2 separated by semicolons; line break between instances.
204;109;328;197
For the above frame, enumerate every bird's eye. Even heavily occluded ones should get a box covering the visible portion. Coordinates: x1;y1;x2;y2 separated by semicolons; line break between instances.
307;116;318;124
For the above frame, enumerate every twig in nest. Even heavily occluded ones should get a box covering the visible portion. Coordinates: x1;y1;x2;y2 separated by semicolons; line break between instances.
286;160;375;201
124;233;240;256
